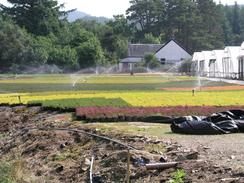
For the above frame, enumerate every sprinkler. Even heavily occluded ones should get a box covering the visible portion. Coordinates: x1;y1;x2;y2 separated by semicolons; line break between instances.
18;95;21;104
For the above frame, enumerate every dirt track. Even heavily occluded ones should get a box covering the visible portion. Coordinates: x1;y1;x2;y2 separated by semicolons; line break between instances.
0;106;244;182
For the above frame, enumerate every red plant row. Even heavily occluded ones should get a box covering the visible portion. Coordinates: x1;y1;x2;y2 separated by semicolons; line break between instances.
76;106;244;122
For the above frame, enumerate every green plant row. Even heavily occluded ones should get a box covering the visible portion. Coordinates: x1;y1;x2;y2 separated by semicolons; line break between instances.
28;97;131;108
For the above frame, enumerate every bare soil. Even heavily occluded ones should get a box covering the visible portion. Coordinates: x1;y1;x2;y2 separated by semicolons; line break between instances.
162;85;244;91
0;106;244;183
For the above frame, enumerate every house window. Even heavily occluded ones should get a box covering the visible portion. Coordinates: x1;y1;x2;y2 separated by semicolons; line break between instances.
160;58;166;65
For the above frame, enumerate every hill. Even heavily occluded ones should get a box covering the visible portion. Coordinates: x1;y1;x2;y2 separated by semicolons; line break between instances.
68;10;111;23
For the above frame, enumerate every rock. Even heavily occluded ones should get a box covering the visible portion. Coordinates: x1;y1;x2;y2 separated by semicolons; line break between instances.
93;175;102;182
85;158;91;166
56;166;64;173
36;170;42;176
81;166;89;172
186;152;199;160
203;146;211;150
60;143;66;149
176;152;199;161
176;154;187;161
159;156;167;163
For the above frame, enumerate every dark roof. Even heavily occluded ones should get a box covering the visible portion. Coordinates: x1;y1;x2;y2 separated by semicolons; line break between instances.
128;44;164;57
120;57;143;63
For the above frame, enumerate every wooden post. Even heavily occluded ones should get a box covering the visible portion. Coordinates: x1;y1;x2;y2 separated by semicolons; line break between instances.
90;156;94;183
146;162;178;170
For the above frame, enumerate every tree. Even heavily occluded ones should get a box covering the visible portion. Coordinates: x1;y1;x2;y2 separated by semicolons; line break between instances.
4;0;65;36
194;0;224;50
178;60;192;74
239;7;244;42
126;0;165;38
24;36;52;66
217;4;233;46
142;33;161;44
48;46;78;70
71;29;105;68
143;53;160;69
107;15;135;40
0;15;31;72
232;2;241;35
164;0;201;51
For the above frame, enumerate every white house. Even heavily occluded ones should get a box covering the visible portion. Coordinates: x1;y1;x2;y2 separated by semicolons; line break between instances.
119;40;192;72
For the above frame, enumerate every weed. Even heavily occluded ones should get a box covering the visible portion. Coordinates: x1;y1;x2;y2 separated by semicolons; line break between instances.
0;162;12;183
168;169;186;183
0;159;37;183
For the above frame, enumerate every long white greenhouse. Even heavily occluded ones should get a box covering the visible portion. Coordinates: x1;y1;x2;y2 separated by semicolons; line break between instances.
192;42;244;80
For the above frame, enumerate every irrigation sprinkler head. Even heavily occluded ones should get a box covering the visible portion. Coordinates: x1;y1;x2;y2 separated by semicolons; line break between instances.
18;95;21;104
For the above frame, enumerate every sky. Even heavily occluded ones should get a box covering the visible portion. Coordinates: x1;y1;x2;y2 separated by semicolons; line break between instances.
0;0;244;18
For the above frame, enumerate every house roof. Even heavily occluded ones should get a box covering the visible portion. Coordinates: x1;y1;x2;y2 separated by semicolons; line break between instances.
120;57;143;63
128;44;164;57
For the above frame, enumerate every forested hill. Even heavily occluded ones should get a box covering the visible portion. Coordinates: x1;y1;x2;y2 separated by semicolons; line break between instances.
0;0;244;73
68;11;110;23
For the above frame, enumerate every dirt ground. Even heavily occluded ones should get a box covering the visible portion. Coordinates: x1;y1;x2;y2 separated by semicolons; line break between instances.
162;85;244;91
0;106;244;183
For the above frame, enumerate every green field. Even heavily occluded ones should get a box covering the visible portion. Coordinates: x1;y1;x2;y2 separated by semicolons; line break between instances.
0;74;231;93
0;74;243;107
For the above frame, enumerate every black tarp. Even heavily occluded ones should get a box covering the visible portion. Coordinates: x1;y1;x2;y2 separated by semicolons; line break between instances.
171;110;244;135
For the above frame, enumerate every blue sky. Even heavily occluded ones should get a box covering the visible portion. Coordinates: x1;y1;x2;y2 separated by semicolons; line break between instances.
0;0;243;18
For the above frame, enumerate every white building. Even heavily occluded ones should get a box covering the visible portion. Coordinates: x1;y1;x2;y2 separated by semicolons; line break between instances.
119;40;192;72
222;46;240;79
209;50;224;78
199;51;213;76
192;52;202;74
238;42;244;79
192;42;244;80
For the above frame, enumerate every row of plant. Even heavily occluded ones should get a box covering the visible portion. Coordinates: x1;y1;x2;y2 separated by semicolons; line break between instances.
76;106;244;122
1;101;244;122
28;98;130;109
2;90;244;107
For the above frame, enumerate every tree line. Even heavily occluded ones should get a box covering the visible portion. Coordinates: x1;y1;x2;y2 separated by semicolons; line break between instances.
0;0;244;73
